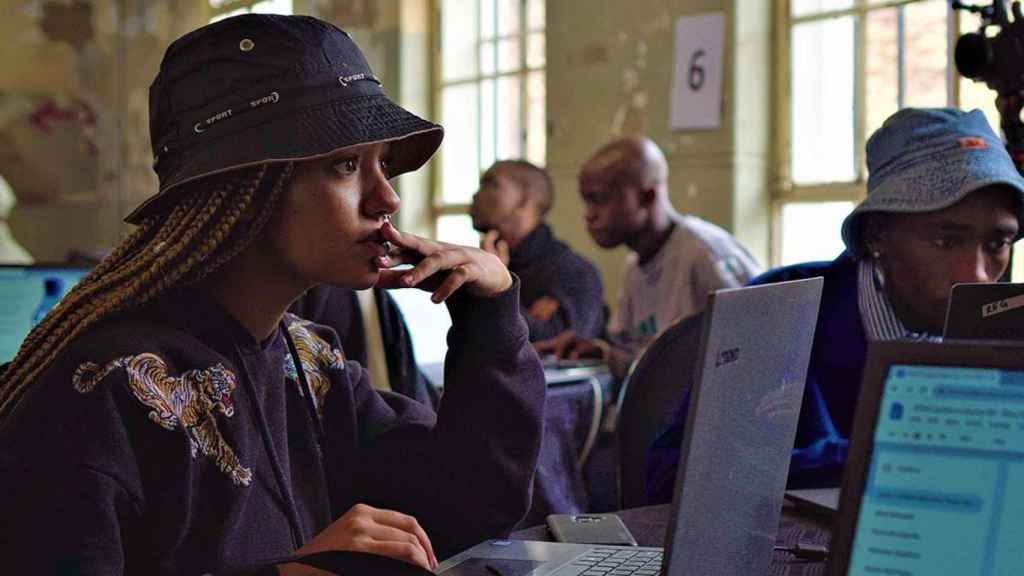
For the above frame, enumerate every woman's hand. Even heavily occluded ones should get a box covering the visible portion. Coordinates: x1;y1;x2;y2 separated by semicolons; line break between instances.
376;221;513;302
277;503;438;575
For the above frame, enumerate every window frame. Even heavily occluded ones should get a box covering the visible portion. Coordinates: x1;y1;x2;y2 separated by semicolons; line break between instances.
772;0;970;266
429;0;546;239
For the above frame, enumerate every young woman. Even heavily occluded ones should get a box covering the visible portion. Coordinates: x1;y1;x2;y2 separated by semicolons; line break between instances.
0;14;544;576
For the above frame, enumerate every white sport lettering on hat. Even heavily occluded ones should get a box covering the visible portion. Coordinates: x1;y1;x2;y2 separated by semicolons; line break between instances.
194;109;235;134
249;92;280;109
338;73;380;87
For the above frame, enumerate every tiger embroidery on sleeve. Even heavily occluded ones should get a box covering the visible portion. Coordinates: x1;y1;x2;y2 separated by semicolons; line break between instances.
73;353;253;487
285;315;345;419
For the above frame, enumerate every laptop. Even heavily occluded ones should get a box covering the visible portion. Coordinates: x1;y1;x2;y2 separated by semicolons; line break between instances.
0;264;88;363
943;282;1024;341
784;488;840;516
827;341;1024;575
435;277;824;576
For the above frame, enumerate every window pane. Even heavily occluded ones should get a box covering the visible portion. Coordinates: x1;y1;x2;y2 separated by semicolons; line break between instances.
865;8;899;140
480;78;496;170
791;0;852;18
791;17;856;184
527;0;545;30
497;0;520;36
481;0;496;39
440;84;480;204
496;76;522;159
497;37;521;73
527;32;545;68
903;0;949;108
480;40;497;76
249;0;292;14
210;7;250;22
436;214;480;247
526;70;546;165
442;0;478;81
958;10;1001;132
779;201;856;265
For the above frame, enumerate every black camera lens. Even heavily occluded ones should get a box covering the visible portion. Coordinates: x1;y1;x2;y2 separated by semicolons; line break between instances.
955;32;991;80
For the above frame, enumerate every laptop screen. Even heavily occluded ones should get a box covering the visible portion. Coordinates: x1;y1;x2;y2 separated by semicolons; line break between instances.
0;266;88;363
846;363;1024;574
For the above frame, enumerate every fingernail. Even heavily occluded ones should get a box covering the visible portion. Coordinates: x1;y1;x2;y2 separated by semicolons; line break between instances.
431;293;442;303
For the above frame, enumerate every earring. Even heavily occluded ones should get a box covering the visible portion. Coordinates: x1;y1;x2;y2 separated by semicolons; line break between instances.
871;250;881;259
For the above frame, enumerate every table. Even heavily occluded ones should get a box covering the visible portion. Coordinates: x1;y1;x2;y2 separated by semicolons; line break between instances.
510;503;833;575
424;361;616;529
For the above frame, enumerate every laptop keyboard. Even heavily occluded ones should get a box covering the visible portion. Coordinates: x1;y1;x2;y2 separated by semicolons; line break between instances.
560;547;663;576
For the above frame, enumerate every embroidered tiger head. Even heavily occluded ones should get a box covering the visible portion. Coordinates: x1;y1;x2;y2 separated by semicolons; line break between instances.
196;364;237;418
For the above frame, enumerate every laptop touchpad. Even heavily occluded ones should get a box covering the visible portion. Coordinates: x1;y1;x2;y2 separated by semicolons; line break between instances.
437;557;545;576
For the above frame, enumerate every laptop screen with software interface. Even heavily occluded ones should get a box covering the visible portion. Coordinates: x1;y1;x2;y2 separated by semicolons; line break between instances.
842;359;1024;574
0;266;88;363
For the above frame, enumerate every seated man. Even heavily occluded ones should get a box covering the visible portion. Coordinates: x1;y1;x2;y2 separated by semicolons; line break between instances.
290;285;439;407
471;160;604;341
646;107;1024;502
536;136;761;378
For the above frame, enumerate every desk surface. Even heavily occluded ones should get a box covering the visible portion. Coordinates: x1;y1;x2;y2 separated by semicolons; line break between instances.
510;503;833;576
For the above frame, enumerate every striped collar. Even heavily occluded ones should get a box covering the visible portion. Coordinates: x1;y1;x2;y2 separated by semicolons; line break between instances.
857;258;943;342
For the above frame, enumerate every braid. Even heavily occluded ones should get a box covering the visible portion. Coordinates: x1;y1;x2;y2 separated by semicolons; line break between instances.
0;163;293;423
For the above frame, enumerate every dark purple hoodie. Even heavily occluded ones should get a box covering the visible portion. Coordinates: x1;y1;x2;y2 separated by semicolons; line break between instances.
0;279;544;575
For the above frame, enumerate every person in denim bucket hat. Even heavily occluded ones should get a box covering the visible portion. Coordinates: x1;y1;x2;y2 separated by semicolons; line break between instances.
646;107;1024;502
0;14;544;576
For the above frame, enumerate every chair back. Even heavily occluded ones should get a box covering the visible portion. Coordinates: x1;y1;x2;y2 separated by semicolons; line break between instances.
615;311;704;509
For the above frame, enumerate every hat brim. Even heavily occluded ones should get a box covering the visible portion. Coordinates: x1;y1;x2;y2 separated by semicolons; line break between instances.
126;94;442;224
841;146;1024;254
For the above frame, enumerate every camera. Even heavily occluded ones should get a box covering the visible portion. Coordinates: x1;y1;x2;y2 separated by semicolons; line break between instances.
954;0;1024;171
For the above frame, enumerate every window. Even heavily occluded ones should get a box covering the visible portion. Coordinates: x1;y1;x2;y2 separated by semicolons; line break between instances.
433;0;546;244
209;0;293;22
776;0;1001;266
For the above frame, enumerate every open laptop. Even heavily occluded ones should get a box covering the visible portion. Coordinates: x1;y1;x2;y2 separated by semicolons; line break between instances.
827;341;1024;575
784;488;840;516
943;282;1024;341
435;277;823;576
0;264;88;363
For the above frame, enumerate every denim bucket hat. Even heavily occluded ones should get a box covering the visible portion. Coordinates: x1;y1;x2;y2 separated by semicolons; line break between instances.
126;14;443;224
841;107;1024;254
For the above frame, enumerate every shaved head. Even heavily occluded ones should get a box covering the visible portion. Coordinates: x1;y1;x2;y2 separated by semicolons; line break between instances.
486;160;554;216
580;136;668;196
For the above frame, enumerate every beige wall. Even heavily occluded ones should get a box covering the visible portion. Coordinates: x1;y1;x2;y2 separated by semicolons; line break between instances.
545;0;772;305
0;0;771;295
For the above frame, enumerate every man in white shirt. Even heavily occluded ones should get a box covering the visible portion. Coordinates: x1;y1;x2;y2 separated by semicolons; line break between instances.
536;136;761;377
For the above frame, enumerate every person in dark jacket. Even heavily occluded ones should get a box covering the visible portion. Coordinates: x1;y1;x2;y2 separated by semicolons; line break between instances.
0;15;544;576
470;160;605;341
290;285;439;408
646;107;1024;503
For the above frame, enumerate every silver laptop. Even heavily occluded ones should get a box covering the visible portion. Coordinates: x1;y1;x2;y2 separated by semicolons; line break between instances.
827;340;1024;575
435;277;823;576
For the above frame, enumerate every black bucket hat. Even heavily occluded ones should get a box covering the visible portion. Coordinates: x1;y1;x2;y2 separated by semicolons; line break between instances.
127;14;443;224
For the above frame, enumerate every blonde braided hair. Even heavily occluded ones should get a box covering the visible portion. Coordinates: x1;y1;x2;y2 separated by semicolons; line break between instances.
0;162;295;423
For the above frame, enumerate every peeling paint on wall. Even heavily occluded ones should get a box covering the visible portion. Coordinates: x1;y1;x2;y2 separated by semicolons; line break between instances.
40;0;93;49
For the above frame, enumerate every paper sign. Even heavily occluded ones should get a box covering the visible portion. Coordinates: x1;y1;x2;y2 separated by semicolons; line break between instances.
670;12;725;131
